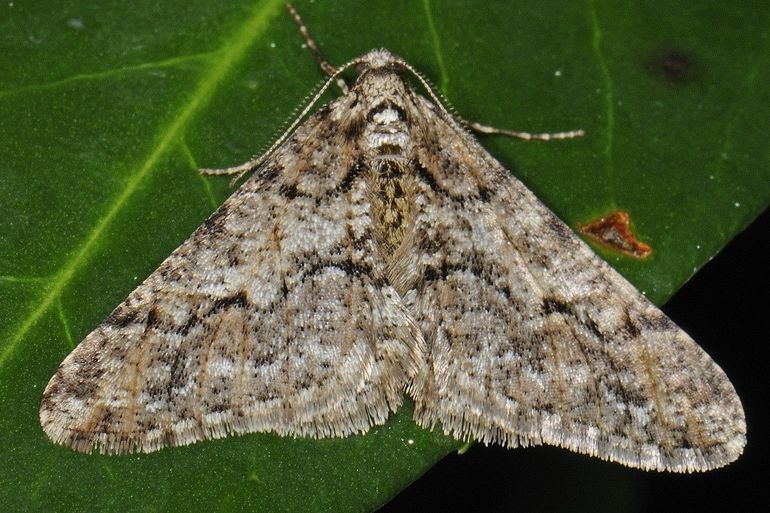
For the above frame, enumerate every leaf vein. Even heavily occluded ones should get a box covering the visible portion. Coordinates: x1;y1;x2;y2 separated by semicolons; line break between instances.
421;0;449;95
588;0;616;190
0;0;285;370
0;51;218;100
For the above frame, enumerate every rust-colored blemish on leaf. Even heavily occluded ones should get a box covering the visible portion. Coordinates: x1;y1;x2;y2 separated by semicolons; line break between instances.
578;211;653;259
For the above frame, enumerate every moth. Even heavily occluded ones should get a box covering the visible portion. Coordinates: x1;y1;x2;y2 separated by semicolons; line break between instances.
40;4;745;472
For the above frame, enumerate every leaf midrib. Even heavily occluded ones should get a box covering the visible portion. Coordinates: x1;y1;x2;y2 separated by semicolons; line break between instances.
0;0;286;371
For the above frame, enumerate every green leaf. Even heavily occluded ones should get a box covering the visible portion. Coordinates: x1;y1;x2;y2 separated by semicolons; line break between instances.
1;1;767;511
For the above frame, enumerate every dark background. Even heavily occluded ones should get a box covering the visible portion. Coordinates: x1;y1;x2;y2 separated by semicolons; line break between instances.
382;208;768;513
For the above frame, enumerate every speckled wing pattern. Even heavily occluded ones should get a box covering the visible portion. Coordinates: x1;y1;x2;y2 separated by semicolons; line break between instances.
39;105;425;454
40;48;744;472
403;95;745;472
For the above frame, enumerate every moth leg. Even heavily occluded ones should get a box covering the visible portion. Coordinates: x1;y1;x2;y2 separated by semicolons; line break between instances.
466;119;585;141
286;3;349;93
199;159;260;176
199;159;263;187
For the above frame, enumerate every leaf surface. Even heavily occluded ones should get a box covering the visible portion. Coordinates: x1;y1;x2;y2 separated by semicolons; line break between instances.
1;1;768;511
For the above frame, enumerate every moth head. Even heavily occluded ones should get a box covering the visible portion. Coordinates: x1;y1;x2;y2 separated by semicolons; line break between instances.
354;49;407;77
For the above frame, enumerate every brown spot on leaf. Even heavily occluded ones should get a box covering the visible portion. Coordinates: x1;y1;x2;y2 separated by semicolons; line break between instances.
578;211;652;259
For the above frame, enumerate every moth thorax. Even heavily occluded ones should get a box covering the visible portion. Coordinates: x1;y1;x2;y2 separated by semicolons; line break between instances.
367;158;414;255
364;101;411;159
